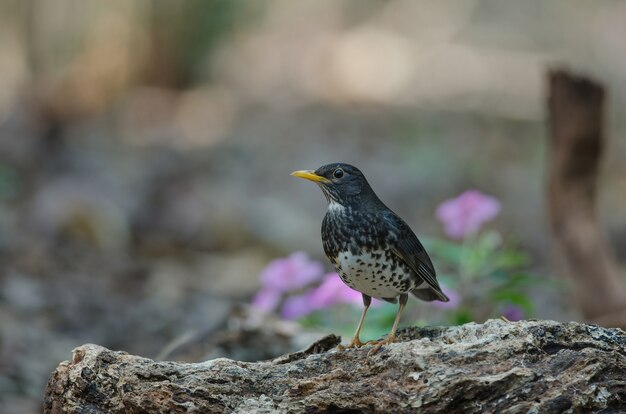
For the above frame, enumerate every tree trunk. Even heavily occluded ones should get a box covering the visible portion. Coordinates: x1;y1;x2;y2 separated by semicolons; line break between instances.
45;319;626;413
547;69;626;328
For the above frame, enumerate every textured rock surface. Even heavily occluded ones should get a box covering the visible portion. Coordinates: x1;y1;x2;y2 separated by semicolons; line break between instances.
45;319;626;413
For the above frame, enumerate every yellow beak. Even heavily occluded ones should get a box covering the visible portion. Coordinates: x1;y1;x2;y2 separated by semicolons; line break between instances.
290;170;331;184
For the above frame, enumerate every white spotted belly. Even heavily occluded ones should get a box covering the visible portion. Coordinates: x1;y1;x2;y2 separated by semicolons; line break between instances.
334;250;426;299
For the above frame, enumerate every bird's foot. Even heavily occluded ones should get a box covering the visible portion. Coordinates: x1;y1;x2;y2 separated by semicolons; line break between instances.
367;334;397;356
337;337;375;351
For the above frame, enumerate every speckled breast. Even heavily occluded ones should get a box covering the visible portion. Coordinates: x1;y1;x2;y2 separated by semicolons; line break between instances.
333;249;421;299
322;206;424;300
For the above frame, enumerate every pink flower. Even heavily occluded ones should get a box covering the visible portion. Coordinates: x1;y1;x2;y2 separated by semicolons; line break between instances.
431;286;461;310
252;252;325;314
436;190;501;240
251;288;281;313
502;304;524;321
281;294;314;320
307;273;365;309
252;254;390;319
259;252;324;293
279;273;383;319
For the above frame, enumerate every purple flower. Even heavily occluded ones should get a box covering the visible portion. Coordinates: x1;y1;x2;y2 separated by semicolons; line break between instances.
281;294;315;320
436;190;501;240
252;254;392;319
252;252;325;314
430;286;461;310
502;304;524;321
279;273;383;319
307;273;365;309
259;252;324;293
251;288;281;313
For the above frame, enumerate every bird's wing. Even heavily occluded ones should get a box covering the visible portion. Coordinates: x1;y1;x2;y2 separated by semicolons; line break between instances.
383;211;449;302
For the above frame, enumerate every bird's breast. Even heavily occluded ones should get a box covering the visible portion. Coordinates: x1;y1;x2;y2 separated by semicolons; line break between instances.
321;208;425;298
333;249;422;298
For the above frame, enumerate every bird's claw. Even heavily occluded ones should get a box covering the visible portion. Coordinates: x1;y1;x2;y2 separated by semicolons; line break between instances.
367;335;397;356
337;337;376;351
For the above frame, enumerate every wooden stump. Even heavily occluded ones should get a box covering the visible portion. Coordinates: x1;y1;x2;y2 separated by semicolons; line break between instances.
547;69;626;328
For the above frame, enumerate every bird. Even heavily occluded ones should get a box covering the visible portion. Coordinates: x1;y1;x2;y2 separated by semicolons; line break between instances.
291;163;449;353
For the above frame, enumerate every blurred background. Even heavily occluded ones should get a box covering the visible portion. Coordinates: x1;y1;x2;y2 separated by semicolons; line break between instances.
1;1;626;412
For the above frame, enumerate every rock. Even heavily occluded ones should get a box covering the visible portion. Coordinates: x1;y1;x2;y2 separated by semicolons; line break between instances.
44;319;626;413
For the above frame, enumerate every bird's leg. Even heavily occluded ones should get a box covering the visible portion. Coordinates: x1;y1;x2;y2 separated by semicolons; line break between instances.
338;305;369;350
338;295;372;350
369;294;408;355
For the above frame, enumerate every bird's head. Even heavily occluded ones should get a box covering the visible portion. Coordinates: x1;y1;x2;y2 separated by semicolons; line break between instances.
291;163;377;206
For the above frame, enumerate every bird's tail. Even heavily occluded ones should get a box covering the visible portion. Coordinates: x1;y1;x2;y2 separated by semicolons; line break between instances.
411;287;449;302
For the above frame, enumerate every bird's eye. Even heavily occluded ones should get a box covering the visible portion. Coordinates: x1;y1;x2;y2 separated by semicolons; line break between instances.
333;168;344;179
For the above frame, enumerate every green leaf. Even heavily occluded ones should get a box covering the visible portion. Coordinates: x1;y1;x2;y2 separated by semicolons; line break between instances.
490;290;534;314
422;238;465;264
492;249;531;270
451;309;474;325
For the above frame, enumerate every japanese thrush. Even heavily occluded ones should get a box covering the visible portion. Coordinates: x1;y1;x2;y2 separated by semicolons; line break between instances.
292;163;449;353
